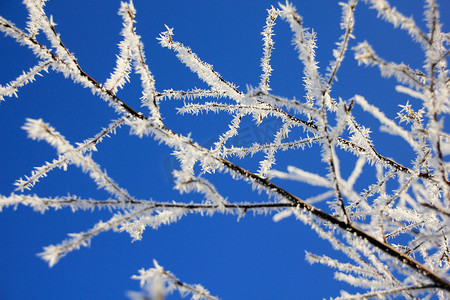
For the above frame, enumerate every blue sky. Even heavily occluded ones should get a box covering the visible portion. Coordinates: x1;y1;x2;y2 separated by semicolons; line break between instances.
0;1;449;299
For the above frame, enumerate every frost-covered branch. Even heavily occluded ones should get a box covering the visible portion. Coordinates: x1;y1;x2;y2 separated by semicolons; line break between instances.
363;0;430;46
259;7;280;94
129;260;218;300
14;117;127;191
0;60;50;101
158;25;243;102
1;0;449;298
16;118;135;203
324;0;357;92
39;205;155;267
353;41;427;88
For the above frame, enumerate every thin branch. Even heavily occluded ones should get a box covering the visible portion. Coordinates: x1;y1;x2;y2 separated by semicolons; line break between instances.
0;60;50;101
2;1;450;295
15;117;128;191
335;283;437;300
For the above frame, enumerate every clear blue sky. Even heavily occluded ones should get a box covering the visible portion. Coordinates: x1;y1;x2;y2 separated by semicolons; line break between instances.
0;1;448;299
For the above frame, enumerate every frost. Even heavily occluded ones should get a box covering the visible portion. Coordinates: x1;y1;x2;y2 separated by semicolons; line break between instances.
1;0;449;298
129;260;218;300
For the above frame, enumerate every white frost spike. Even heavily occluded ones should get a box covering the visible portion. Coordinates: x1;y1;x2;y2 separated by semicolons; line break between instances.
0;193;152;213
39;205;153;267
158;25;243;103
324;0;357;91
22;118;72;154
213;113;243;154
279;1;323;108
23;0;79;73
19;119;135;203
259;7;280;93
346;157;366;188
130;260;218;300
0;61;50;102
119;208;187;242
117;1;160;123
1;0;449;298
258;122;291;178
353;41;424;88
354;95;416;148
364;0;429;47
273;208;293;222
269;166;331;187
24;0;47;37
395;85;427;102
15;117;126;191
